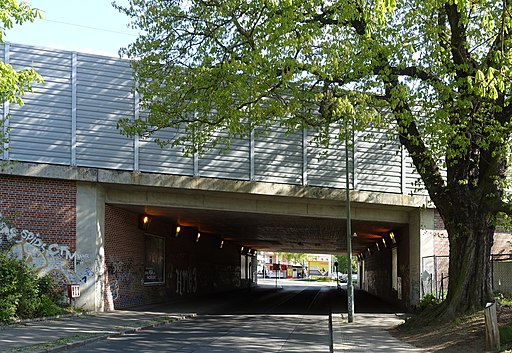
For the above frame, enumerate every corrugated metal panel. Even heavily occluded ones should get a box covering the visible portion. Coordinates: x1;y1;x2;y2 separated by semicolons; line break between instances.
8;44;72;165
356;130;402;193
0;43;444;198
138;125;195;176
307;126;351;188
253;126;303;185
404;152;447;196
75;53;134;170
198;132;250;180
405;154;428;195
0;44;4;162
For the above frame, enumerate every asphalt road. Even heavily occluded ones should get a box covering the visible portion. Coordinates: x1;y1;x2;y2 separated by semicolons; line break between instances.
66;279;399;352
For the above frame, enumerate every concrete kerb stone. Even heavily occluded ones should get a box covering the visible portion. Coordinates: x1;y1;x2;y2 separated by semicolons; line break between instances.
33;313;197;353
3;312;196;353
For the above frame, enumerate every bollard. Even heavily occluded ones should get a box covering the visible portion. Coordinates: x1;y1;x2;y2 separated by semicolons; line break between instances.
484;301;500;352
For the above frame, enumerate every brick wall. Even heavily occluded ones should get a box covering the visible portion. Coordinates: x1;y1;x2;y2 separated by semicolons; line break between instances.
0;175;77;286
104;205;243;310
364;248;393;300
433;210;512;256
362;225;410;308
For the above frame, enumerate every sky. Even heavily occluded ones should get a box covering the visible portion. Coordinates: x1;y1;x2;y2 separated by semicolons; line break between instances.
5;0;139;57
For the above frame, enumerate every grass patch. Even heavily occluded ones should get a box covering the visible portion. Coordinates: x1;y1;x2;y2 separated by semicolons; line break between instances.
8;333;103;353
301;276;332;282
496;292;512;307
500;323;512;344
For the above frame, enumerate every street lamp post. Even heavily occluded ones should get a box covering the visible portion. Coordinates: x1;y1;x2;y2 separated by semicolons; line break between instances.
345;127;355;323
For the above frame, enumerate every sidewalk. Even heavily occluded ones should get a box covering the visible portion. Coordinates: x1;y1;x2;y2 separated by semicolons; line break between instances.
0;309;196;353
332;313;430;352
0;306;429;352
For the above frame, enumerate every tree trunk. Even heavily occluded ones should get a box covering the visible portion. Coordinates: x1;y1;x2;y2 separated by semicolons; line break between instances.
434;200;495;320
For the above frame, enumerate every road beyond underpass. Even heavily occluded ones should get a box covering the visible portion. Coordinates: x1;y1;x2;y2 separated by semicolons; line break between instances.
62;279;425;353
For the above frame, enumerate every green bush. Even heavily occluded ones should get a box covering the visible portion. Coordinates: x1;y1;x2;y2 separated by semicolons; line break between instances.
495;291;512;306
37;275;64;305
418;293;439;311
500;323;512;344
37;294;63;317
0;252;64;322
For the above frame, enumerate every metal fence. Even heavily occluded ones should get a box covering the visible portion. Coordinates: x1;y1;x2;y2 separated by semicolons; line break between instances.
492;253;512;294
421;255;449;300
422;253;512;300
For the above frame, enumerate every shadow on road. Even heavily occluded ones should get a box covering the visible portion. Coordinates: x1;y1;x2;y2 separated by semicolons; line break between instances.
129;279;402;317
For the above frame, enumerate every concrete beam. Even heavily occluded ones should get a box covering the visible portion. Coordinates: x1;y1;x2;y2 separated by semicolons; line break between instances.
5;162;432;210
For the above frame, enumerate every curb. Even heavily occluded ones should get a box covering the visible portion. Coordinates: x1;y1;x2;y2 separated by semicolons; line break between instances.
29;313;196;353
0;312;89;329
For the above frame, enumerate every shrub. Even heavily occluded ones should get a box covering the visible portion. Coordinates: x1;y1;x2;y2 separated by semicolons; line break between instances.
0;252;64;322
418;294;439;311
500;323;512;344
37;275;64;305
495;291;512;306
37;294;63;317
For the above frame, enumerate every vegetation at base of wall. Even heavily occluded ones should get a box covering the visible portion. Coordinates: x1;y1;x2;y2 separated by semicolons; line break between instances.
418;294;440;311
496;292;512;306
302;276;332;282
0;252;65;323
501;323;512;346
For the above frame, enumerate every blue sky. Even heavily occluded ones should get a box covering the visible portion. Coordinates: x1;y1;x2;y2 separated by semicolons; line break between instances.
5;0;138;57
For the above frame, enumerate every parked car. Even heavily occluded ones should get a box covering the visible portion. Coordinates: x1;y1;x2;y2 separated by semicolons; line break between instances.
330;272;344;281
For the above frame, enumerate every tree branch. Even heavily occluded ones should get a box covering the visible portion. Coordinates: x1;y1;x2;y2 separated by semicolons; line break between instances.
445;3;478;75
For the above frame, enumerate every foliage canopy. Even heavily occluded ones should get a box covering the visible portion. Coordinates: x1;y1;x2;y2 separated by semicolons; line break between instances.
116;0;512;319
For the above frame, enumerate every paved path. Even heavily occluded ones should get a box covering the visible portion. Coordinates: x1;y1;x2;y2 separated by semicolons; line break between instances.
0;280;429;352
332;313;429;352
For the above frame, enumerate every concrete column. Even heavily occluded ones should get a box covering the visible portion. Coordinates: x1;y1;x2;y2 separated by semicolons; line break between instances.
76;182;105;312
408;207;435;307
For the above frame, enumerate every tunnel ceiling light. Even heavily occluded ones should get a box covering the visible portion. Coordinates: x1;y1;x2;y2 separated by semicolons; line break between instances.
376;242;380;251
196;232;201;243
382;238;387;247
390;232;396;244
220;240;224;249
175;226;181;237
138;214;151;230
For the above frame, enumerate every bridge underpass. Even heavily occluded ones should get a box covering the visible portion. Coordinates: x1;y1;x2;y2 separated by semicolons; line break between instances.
111;191;408;255
102;175;421;255
0;43;437;315
89;174;430;313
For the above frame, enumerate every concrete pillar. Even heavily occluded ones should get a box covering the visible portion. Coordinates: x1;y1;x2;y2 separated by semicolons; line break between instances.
408;207;435;307
76;182;105;312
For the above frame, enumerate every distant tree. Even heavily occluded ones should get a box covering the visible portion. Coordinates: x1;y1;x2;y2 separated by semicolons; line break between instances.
116;0;512;322
333;255;358;274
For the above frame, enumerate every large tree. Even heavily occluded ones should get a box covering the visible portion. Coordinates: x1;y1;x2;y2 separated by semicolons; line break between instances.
115;0;512;321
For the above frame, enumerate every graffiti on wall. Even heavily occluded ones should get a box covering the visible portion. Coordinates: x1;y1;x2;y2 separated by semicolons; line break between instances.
0;215;93;286
176;267;197;296
106;257;134;302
